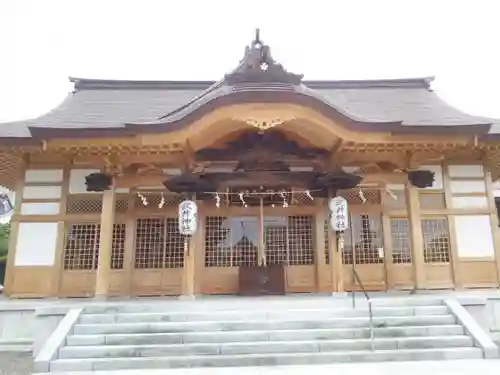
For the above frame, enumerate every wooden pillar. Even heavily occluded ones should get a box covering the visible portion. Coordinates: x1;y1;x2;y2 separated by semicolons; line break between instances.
485;171;500;285
123;188;137;295
94;187;116;298
314;200;328;292
405;183;426;289
51;164;71;296
3;159;25;296
330;229;343;292
380;185;394;290
442;163;461;288
381;214;394;289
193;212;206;294
182;202;203;298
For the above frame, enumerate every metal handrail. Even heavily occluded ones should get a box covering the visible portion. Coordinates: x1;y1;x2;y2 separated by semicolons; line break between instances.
352;267;375;351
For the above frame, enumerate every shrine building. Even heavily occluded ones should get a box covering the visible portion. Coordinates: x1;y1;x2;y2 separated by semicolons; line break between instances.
2;32;500;298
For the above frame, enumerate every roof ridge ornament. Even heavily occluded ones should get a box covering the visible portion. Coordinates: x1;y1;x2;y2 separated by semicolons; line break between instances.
224;29;304;85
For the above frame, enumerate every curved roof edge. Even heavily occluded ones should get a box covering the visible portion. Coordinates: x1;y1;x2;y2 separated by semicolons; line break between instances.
70;76;435;91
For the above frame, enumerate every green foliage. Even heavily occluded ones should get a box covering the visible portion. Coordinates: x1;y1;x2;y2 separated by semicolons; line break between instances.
0;223;10;262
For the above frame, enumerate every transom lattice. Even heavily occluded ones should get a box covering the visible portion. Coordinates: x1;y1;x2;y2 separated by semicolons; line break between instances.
134;218;185;269
422;218;450;263
66;195;128;214
63;222;125;270
66;196;103;214
390;218;412;264
340;189;382;205
342;214;384;264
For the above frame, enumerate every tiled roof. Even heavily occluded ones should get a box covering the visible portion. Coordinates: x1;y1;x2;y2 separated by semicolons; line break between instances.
0;32;497;140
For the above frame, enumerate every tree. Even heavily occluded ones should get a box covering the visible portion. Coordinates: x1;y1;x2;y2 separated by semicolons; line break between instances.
0;223;10;262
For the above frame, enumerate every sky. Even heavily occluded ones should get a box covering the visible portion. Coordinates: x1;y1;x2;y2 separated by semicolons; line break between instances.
1;0;500;123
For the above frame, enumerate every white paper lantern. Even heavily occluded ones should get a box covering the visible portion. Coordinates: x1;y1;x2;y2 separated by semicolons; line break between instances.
178;200;198;235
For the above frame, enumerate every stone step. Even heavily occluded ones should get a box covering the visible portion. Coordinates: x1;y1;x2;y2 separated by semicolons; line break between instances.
80;298;444;315
78;306;449;324
72;315;456;335
58;336;474;359
67;324;465;346
49;347;483;371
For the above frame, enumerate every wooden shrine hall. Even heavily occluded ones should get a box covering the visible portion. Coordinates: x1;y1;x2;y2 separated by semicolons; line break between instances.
2;31;500;298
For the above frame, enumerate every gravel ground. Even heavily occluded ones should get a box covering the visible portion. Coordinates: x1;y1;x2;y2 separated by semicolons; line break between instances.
0;353;33;375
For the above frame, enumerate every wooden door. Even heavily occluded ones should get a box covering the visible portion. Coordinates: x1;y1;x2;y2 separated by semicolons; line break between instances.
421;217;453;288
343;213;387;291
202;215;259;294
130;217;184;296
59;222;127;297
264;215;316;293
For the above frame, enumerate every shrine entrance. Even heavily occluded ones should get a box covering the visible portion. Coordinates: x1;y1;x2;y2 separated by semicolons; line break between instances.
201;202;317;295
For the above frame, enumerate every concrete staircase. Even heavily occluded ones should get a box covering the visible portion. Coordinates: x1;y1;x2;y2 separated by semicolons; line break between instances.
44;298;483;371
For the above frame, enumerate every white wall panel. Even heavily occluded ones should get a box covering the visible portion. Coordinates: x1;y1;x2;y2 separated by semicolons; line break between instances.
22;186;62;199
20;202;60;215
14;222;58;266
24;169;63;183
451;196;489;209
454;215;495;258
450;180;486;194
448;165;484;178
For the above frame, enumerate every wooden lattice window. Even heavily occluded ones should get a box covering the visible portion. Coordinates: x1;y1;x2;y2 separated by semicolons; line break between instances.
422;218;450;263
263;216;314;266
390;218;412;264
111;224;126;269
342;214;384;264
205;216;231;267
204;216;258;267
285;216;314;265
134;218;185;269
204;215;314;267
63;223;126;270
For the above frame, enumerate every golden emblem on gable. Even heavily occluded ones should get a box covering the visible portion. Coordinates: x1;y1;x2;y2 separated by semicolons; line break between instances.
233;113;296;131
